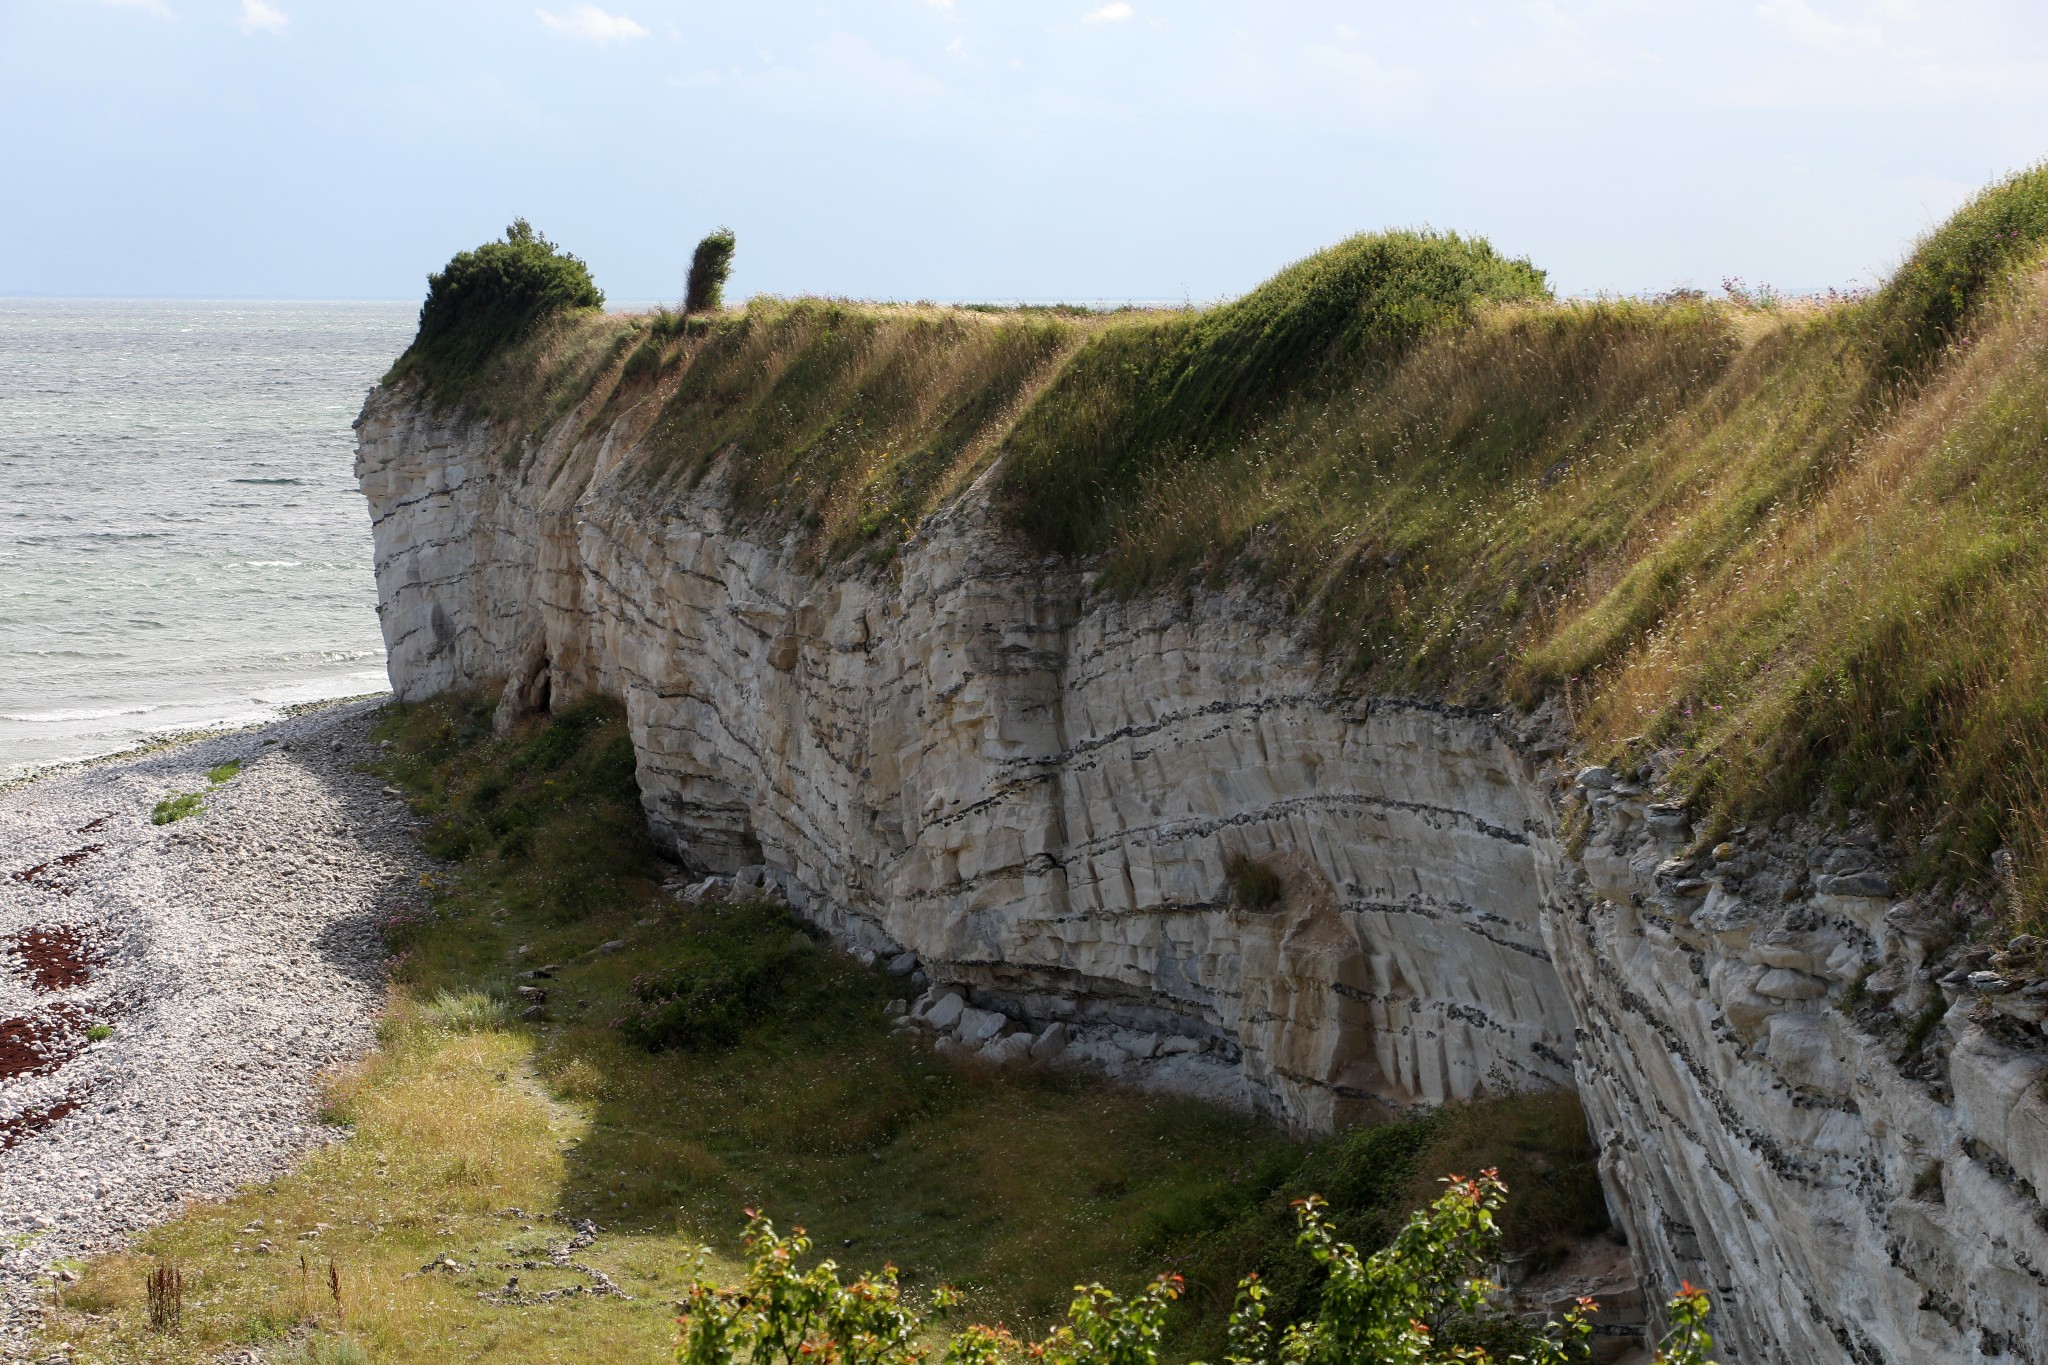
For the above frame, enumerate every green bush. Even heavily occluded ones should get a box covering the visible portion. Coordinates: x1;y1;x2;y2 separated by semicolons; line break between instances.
393;219;604;397
1869;162;2048;385
619;900;816;1050
1155;1090;1609;1353
687;227;738;314
677;1184;1721;1365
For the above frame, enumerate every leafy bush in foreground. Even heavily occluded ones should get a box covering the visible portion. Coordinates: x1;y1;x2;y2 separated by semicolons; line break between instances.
679;1176;1721;1365
393;218;604;397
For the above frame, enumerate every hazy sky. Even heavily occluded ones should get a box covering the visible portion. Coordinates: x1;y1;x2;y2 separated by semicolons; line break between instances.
3;0;2046;303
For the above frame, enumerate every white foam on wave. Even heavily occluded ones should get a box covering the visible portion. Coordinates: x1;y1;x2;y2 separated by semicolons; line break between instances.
1;704;165;725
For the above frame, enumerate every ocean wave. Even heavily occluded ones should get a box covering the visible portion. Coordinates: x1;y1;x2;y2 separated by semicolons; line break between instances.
1;703;161;725
264;648;382;665
1;299;409;775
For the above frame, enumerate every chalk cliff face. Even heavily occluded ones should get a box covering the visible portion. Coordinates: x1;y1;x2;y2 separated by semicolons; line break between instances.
358;383;2048;1365
1561;786;2048;1365
351;388;1577;1129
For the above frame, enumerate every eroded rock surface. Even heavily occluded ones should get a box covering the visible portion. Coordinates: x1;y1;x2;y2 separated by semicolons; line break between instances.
355;387;1575;1131
357;382;2048;1363
1559;778;2048;1364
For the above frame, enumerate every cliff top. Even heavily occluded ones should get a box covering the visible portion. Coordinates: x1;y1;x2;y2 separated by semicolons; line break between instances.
380;164;2048;932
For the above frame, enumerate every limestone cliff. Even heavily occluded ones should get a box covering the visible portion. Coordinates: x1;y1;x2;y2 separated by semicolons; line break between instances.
358;382;2048;1365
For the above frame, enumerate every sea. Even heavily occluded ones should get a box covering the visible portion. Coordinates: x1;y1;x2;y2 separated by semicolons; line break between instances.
0;299;419;780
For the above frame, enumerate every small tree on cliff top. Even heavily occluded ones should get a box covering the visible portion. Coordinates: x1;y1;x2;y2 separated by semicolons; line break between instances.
686;227;738;313
398;218;604;393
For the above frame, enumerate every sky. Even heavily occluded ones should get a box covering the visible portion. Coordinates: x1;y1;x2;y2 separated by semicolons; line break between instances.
2;0;2046;303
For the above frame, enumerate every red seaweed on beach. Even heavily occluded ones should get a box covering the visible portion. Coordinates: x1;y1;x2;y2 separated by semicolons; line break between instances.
9;843;102;897
5;923;102;992
0;1002;93;1082
0;1091;88;1150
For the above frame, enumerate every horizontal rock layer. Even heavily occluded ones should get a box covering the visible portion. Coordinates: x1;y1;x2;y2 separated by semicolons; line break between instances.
1561;783;2048;1365
357;383;2048;1364
353;388;1575;1131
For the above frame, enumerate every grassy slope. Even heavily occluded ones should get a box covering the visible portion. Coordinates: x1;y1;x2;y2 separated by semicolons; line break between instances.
59;179;2048;1360
50;699;1602;1364
417;168;2048;924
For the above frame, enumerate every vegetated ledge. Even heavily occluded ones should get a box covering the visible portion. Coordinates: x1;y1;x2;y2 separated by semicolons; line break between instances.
391;166;2048;932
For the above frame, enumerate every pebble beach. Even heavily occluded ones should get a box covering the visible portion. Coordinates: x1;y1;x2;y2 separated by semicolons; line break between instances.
0;699;417;1355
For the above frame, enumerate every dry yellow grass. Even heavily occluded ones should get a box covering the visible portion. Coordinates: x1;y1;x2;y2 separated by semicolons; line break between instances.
44;699;1310;1363
51;998;706;1364
392;169;2048;921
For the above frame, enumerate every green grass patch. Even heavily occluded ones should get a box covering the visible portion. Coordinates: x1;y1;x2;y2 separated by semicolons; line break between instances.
150;792;204;825
420;987;513;1034
51;697;1605;1363
207;758;242;785
615;899;821;1050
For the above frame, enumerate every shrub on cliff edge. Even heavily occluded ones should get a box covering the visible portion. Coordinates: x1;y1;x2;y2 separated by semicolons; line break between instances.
999;229;1551;555
391;218;604;398
686;227;738;313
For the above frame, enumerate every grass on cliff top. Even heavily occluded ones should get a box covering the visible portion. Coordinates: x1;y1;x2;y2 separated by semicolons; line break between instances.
1004;168;2048;928
47;695;1605;1365
628;299;1099;564
375;167;2048;922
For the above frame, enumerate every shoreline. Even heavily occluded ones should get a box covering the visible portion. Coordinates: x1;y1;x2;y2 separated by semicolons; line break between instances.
0;697;423;1352
0;691;394;795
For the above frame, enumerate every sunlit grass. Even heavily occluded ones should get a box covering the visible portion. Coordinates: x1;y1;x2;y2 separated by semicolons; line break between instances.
53;1001;677;1365
50;696;1602;1363
382;168;2048;922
